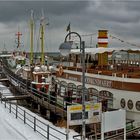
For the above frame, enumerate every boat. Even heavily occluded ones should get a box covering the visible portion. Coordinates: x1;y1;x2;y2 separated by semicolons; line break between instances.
22;10;51;93
4;11;51;94
2;12;140;128
7;30;26;70
56;30;140;127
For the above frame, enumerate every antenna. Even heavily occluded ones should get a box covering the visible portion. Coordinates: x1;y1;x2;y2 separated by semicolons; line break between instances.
40;9;49;65
40;9;45;25
40;9;45;65
30;9;34;65
31;9;34;20
15;29;22;49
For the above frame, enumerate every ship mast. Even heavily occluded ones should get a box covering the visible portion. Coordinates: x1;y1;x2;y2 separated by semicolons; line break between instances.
40;10;45;65
30;10;34;65
16;30;22;49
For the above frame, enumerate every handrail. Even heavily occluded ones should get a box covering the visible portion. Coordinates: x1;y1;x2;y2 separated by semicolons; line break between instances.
105;127;140;140
3;64;80;108
0;94;68;140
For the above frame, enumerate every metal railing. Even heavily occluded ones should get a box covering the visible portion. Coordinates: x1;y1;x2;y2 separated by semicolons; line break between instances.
105;126;140;140
3;64;79;109
0;95;68;140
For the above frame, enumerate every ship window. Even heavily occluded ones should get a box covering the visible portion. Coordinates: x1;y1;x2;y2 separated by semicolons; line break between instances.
120;98;125;108
99;90;113;108
136;101;140;111
127;100;133;110
71;112;88;120
88;88;98;102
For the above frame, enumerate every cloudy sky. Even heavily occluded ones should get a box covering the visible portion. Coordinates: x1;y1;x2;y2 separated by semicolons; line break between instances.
0;0;140;52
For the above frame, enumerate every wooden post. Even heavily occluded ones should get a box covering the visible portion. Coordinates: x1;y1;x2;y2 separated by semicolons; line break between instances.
94;123;97;140
101;113;104;140
34;117;36;131
66;117;69;140
24;110;26;124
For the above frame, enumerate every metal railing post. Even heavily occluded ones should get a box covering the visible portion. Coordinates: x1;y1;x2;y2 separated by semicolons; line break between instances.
47;125;49;140
34;117;36;131
0;92;2;103
5;97;6;108
66;132;69;140
24;110;26;124
9;102;11;113
16;104;18;118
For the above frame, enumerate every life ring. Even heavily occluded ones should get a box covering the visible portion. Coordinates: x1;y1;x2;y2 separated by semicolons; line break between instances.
59;66;63;76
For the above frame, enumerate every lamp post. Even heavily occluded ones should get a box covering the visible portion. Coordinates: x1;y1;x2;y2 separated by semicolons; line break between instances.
59;32;86;140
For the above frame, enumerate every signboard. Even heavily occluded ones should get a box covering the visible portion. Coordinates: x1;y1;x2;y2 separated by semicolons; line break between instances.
85;77;112;88
67;103;102;126
102;109;126;132
67;74;112;88
101;109;126;140
57;95;66;108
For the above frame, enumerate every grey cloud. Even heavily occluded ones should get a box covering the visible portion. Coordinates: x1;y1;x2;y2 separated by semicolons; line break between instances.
0;1;140;51
0;1;89;23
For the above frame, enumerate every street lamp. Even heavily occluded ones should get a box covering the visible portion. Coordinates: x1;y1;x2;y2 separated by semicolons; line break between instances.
59;42;73;56
59;32;86;140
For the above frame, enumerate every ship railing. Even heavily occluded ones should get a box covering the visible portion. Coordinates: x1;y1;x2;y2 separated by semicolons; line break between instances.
0;94;68;140
3;64;77;110
87;126;140;140
3;63;101;110
61;64;140;78
73;134;82;140
105;126;140;140
29;86;80;109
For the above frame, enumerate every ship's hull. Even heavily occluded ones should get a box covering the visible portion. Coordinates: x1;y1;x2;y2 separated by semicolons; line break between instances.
56;68;140;126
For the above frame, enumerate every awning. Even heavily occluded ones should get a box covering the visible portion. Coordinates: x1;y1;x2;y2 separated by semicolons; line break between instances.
70;47;140;54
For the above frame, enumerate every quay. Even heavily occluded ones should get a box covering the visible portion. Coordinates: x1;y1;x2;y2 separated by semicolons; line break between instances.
1;63;140;139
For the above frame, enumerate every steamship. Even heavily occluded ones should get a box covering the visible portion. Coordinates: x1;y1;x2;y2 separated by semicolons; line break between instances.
56;30;140;127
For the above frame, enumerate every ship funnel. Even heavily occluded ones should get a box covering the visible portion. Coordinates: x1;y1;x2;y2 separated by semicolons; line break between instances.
97;30;108;66
98;30;108;48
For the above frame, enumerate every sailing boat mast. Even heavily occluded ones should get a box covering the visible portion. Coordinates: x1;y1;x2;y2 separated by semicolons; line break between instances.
40;10;45;65
30;10;34;65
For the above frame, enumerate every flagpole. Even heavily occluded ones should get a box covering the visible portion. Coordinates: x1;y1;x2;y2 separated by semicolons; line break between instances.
69;30;71;41
69;23;71;41
66;23;71;41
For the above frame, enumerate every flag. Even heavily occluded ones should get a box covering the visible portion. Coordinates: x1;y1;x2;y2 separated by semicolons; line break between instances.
96;44;98;48
66;23;70;32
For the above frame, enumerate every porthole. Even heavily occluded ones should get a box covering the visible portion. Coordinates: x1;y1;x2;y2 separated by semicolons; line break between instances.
136;101;140;111
127;100;133;110
120;98;125;108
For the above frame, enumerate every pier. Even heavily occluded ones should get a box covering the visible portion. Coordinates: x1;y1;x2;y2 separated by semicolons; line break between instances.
1;63;140;139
